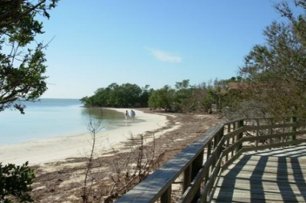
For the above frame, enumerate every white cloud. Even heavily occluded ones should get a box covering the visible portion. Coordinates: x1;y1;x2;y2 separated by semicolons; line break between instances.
147;48;182;64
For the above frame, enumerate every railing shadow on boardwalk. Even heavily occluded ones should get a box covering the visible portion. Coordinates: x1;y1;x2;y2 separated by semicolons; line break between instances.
214;144;306;203
214;155;251;202
116;118;306;203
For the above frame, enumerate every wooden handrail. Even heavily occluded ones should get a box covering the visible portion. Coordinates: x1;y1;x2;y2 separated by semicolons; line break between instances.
116;117;306;203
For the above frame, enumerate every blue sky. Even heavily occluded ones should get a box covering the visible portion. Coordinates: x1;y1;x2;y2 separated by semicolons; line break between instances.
40;0;284;98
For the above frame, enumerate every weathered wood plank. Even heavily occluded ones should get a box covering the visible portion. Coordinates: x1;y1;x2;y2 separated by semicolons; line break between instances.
245;123;295;131
242;138;306;152
213;192;306;202
213;144;306;203
223;126;246;140
241;130;306;142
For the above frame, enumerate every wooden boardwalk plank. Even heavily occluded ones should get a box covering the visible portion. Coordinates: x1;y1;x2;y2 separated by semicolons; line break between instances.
212;144;306;203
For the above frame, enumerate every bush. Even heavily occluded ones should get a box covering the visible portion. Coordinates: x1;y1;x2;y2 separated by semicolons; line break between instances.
0;162;35;202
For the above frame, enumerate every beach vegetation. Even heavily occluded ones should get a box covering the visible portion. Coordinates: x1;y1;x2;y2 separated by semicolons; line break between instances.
0;162;35;202
81;83;152;108
237;0;306;119
148;85;176;112
82;119;103;203
82;79;243;114
148;79;243;113
104;134;160;202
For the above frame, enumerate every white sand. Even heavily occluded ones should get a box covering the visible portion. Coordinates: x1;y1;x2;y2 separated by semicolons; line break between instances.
0;109;175;165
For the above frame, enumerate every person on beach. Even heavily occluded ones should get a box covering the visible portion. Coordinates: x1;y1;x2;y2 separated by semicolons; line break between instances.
130;110;136;119
125;110;129;119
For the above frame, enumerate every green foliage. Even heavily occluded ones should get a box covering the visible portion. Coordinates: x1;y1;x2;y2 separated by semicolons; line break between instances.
173;80;192;112
240;1;306;119
81;83;151;108
148;85;176;112
148;79;238;113
0;1;58;202
83;79;247;114
0;162;35;202
139;85;153;107
202;89;218;112
0;0;58;113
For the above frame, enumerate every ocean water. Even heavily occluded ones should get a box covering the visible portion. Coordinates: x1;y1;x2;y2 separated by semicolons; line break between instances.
0;99;125;145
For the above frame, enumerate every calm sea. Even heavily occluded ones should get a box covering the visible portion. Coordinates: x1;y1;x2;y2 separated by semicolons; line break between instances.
0;99;125;145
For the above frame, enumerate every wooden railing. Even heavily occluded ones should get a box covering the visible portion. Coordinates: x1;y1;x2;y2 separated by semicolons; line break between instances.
116;118;306;203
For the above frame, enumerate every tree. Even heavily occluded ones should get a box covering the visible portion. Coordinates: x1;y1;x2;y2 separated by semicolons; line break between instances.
0;162;35;203
148;85;175;112
119;83;142;107
0;0;58;114
139;85;152;107
0;1;58;202
174;80;189;110
81;83;147;108
240;0;306;119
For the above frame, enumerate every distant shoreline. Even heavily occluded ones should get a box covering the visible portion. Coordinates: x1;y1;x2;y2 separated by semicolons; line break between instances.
0;108;173;165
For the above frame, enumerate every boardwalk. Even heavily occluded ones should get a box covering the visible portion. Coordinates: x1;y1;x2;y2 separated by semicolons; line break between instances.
213;144;306;203
117;118;306;203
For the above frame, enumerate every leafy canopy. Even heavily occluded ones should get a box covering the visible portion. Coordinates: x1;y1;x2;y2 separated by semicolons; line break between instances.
0;1;58;202
240;0;306;119
0;0;58;113
81;83;152;108
0;162;35;203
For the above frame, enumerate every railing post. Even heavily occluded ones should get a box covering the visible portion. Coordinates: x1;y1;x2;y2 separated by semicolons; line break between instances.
183;165;192;192
236;120;244;153
231;123;236;157
191;150;203;202
161;186;171;203
218;127;225;164
212;128;223;172
225;124;230;162
255;119;259;151
206;141;211;160
291;116;297;141
269;118;273;148
205;141;212;182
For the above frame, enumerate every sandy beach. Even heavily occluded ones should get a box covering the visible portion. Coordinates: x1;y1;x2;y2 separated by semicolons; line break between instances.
0;108;173;165
28;111;219;202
